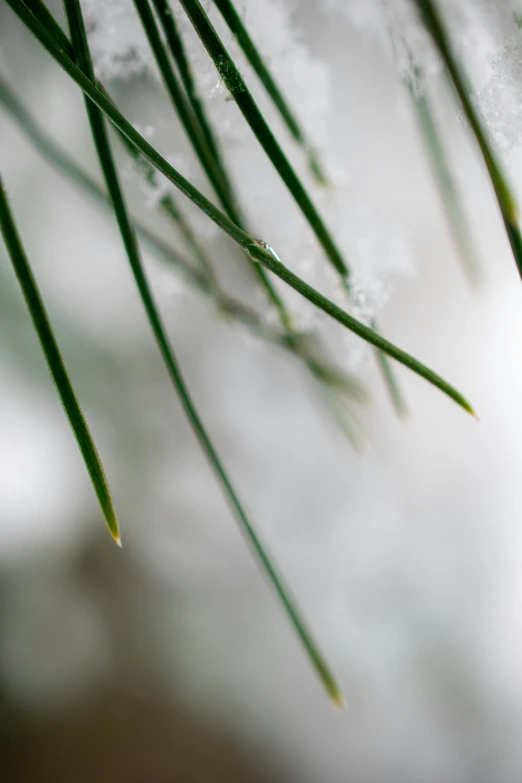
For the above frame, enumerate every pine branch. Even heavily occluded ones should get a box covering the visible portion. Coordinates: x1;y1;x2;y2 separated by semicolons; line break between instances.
6;0;475;415
18;0;404;424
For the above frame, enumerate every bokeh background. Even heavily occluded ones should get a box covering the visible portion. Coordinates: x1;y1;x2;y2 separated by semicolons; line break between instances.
3;1;522;780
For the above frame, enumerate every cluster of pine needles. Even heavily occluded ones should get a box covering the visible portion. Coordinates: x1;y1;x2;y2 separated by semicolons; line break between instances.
1;0;520;705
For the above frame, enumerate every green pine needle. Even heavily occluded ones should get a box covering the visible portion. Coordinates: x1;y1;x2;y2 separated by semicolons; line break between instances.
409;76;481;286
0;174;121;546
213;0;329;186
415;0;522;280
246;240;476;417
372;319;409;419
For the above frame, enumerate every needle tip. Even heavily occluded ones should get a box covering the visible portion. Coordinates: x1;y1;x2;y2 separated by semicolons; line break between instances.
329;685;346;709
112;530;122;548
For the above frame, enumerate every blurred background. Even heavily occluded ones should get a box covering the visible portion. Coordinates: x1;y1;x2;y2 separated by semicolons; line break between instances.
3;1;522;780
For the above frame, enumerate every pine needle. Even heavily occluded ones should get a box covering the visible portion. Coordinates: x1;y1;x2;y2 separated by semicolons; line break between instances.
0;174;121;546
415;0;522;280
246;240;475;417
213;0;329;186
409;75;481;286
372;319;409;419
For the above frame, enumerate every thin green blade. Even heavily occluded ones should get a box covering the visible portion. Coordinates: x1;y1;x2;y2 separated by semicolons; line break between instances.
410;77;481;286
247;240;476;417
213;0;329;185
414;0;522;280
372;320;409;419
0;175;121;546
